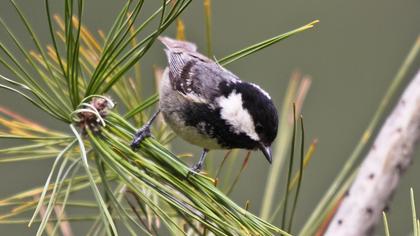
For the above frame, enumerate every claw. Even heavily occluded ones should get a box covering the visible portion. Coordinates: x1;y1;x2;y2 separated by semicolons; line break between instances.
130;125;151;150
186;164;202;179
131;110;160;150
191;162;204;173
185;148;208;179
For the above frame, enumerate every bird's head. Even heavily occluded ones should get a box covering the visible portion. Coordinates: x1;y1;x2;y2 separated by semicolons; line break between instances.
244;84;278;164
218;81;279;163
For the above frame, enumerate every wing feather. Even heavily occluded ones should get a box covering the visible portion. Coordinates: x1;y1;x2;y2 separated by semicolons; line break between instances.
159;37;239;104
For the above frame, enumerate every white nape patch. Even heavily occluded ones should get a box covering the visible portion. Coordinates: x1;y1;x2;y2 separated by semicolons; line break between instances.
216;91;259;140
250;83;271;99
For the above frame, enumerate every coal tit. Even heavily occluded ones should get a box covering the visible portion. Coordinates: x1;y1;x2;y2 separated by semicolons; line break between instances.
131;37;279;173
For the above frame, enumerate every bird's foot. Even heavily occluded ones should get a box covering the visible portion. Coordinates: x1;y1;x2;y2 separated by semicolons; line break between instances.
186;162;204;179
185;149;208;178
191;161;204;173
130;125;152;150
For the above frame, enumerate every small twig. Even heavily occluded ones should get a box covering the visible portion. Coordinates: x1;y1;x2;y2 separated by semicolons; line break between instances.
0;106;46;130
325;70;420;236
33;195;54;236
225;151;251;195
53;205;74;236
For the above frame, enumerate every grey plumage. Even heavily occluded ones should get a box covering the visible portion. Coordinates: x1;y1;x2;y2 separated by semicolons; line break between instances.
158;36;278;157
131;36;278;171
159;36;239;103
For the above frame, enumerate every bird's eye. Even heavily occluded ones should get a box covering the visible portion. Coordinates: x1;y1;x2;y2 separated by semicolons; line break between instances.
255;123;264;133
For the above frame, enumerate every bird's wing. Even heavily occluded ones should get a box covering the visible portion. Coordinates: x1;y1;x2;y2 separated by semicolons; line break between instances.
159;37;239;104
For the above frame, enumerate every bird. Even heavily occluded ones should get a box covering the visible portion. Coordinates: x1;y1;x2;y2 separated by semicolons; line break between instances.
131;36;279;173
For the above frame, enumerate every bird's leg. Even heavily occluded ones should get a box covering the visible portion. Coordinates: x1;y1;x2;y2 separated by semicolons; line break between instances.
131;110;160;150
191;148;209;173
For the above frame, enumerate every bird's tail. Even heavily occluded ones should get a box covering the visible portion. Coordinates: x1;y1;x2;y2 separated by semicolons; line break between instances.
158;36;197;52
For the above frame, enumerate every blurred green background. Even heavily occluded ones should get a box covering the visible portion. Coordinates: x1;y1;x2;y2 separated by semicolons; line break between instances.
1;0;419;235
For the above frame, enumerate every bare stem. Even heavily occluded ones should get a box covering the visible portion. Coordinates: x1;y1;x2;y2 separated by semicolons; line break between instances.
325;70;420;236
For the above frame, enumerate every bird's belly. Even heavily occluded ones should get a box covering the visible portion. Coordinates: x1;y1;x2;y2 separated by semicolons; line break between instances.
162;110;222;150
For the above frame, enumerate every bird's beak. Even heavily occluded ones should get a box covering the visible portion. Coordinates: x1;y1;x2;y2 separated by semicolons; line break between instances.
259;144;272;164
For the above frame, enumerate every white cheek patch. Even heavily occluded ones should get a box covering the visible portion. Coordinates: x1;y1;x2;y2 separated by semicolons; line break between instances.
250;83;271;99
216;91;259;141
